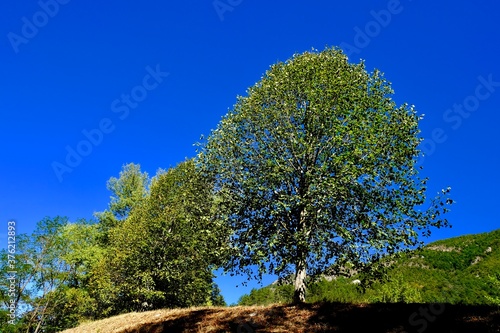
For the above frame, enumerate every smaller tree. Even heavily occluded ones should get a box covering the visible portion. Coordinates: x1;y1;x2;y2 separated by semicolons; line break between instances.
101;159;229;312
0;217;105;332
94;163;149;243
23;217;73;333
0;217;73;333
0;233;33;332
106;163;149;220
46;221;105;327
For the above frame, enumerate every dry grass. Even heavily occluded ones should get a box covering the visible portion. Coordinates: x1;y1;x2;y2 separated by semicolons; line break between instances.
60;302;500;333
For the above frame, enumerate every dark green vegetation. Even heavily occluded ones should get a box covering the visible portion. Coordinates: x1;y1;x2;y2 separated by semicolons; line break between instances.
238;228;500;306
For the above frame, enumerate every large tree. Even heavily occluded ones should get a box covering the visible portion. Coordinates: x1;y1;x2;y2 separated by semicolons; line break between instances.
197;47;453;303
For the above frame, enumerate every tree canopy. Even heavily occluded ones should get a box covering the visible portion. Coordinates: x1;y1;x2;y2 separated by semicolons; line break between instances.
197;47;453;303
101;160;229;311
94;163;150;243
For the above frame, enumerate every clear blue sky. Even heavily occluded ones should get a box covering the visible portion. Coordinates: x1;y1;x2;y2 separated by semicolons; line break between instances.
1;0;499;305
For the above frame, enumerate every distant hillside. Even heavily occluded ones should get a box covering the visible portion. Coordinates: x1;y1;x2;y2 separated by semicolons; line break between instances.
239;228;500;305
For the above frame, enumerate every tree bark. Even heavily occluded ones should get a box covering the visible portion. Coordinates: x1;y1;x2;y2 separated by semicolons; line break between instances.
293;257;307;304
293;196;309;304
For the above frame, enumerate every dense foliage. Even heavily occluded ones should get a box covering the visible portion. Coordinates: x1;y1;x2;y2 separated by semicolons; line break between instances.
197;47;453;303
99;160;229;313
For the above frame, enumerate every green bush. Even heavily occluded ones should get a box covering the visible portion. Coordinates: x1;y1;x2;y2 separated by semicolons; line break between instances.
485;274;500;306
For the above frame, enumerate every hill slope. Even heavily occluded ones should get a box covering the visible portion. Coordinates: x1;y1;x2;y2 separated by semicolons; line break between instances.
60;302;500;333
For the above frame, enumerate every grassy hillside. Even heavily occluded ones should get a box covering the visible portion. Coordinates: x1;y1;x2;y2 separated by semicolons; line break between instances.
239;228;500;305
60;302;500;333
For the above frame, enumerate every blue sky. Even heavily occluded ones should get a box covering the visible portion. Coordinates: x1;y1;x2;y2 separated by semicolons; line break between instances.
1;0;499;306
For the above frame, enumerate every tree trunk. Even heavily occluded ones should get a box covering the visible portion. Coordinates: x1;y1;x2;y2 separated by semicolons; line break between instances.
293;258;307;304
293;206;309;304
